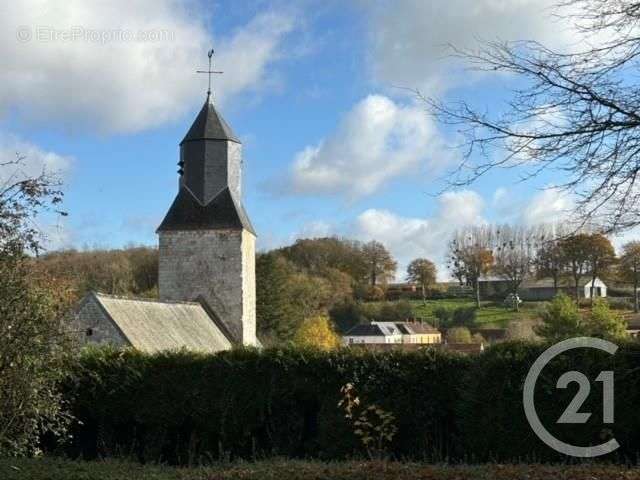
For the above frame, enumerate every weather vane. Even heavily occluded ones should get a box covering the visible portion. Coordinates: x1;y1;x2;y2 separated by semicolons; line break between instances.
197;49;223;99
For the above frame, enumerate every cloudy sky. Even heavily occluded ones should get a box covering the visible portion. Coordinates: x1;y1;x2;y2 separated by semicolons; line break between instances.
0;0;629;278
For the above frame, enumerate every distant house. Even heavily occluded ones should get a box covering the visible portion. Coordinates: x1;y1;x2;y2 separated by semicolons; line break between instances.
385;283;419;300
520;277;607;301
72;292;235;354
343;321;441;346
478;276;607;301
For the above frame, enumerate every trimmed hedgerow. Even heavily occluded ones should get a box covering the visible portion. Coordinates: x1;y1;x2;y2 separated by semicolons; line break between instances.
59;342;640;464
62;346;469;463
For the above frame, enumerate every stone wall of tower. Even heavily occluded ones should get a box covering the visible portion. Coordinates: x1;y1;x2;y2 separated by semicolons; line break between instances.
158;229;256;345
227;142;242;199
241;230;256;345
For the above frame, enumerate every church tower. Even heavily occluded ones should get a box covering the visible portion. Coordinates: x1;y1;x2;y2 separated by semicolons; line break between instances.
157;84;257;346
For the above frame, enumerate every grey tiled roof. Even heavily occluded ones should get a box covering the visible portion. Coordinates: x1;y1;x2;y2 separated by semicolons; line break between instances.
345;324;385;337
90;292;233;353
181;98;240;144
157;187;255;235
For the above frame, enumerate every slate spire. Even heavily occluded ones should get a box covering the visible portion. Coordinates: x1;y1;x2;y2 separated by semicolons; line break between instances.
180;96;240;145
157;76;253;234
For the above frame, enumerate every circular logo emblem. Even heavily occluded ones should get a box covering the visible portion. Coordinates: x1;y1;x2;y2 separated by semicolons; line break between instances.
522;337;620;458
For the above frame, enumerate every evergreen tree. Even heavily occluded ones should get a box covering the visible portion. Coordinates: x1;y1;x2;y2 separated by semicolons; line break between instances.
255;253;298;344
535;293;584;341
584;299;628;341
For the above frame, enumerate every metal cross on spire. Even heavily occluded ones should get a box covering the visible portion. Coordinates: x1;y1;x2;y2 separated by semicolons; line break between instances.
197;49;223;100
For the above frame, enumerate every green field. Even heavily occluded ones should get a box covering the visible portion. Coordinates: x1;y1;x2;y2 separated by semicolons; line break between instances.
3;458;640;480
409;298;541;328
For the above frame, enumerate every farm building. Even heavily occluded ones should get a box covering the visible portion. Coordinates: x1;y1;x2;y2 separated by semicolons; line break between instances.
478;276;607;301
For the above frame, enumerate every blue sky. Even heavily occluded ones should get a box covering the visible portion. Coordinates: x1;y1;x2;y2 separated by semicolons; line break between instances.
0;0;628;277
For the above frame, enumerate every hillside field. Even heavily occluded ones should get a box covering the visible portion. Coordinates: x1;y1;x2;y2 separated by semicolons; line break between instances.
410;298;540;327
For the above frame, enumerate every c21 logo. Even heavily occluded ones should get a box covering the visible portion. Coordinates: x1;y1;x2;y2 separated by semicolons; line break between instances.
523;337;619;458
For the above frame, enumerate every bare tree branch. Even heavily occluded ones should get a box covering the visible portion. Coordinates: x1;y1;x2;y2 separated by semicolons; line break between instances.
423;0;640;232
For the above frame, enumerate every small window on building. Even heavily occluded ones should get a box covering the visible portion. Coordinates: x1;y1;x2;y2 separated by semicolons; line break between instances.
86;328;93;337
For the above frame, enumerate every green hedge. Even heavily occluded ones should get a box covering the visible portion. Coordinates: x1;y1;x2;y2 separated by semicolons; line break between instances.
59;343;640;464
62;347;469;463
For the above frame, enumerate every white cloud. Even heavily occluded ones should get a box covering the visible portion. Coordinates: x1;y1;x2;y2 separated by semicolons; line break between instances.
353;190;485;280
522;187;572;226
0;2;295;134
288;94;449;198
0;133;72;184
361;0;581;93
294;220;333;239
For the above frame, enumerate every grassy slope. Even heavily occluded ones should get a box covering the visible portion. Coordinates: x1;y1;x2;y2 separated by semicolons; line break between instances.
3;458;640;480
409;299;538;328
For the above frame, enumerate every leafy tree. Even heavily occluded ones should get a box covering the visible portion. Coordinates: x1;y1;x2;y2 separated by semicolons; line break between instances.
361;240;397;287
406;258;437;302
39;246;159;301
535;293;584;341
493;225;539;311
378;300;414;322
448;227;494;308
329;300;368;334
362;285;385;301
293;315;341;351
583;298;628;341
451;306;477;328
585;233;616;304
620;241;640;312
446;326;473;344
286;272;334;321
256;253;298;344
0;260;73;455
277;237;368;285
559;234;592;303
0;155;71;455
535;238;567;293
424;0;640;232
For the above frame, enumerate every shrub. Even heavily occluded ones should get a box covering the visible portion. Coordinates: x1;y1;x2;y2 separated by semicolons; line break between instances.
363;286;385;302
584;298;628;341
451;307;477;328
293;316;341;351
378;300;414;322
329;300;368;334
0;260;73;456
446;327;473;344
535;293;583;341
433;307;453;328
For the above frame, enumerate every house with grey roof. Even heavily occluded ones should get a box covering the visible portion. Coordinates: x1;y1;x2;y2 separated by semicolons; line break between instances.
73;61;258;353
343;321;441;346
479;276;607;301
